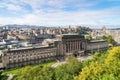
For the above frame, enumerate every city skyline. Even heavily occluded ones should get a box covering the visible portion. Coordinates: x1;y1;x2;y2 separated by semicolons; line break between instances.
0;0;120;28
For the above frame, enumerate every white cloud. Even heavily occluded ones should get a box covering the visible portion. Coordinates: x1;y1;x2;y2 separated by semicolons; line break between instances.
0;5;4;8
0;2;23;11
0;6;119;25
0;0;120;26
6;0;98;11
6;4;23;11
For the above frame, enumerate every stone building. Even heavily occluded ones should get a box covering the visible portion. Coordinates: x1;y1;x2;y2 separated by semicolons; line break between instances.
55;34;87;57
86;40;108;53
0;34;108;69
2;46;57;69
105;30;120;44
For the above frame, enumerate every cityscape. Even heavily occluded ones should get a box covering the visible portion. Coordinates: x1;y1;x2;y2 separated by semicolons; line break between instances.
0;0;120;80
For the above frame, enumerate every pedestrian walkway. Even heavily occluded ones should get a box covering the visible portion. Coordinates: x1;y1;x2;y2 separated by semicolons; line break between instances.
7;74;14;80
51;61;66;68
77;55;92;62
51;55;93;68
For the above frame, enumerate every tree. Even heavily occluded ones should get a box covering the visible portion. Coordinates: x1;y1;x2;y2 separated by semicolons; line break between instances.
101;35;116;45
101;35;107;40
75;46;120;80
55;56;82;80
107;35;116;45
85;35;92;41
0;70;7;80
0;70;3;77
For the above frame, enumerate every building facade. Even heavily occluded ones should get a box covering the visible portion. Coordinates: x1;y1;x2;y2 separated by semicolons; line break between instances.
2;46;57;69
86;40;108;53
55;34;87;57
1;34;108;69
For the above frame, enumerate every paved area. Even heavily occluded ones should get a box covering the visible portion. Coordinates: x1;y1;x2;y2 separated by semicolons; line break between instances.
51;61;66;68
51;55;93;68
77;55;93;62
7;74;14;80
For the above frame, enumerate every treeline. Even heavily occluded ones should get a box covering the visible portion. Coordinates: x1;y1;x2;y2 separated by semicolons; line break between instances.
1;46;120;80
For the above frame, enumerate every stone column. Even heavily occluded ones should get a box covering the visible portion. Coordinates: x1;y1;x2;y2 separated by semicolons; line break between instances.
70;41;71;52
75;41;77;51
73;42;75;50
64;44;66;53
77;41;79;51
78;41;80;51
71;41;73;51
68;42;70;53
75;41;76;51
76;41;78;51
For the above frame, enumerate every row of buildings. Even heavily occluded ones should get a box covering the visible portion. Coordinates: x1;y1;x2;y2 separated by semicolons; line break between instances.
90;27;120;44
0;26;91;49
0;34;108;69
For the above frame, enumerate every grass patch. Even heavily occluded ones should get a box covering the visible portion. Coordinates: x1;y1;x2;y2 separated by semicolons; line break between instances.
4;68;21;74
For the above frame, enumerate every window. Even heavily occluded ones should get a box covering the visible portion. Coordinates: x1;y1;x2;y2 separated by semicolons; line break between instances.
9;56;11;59
26;56;29;58
30;56;32;59
14;58;16;60
10;53;13;55
14;52;17;54
34;53;36;57
9;58;12;61
13;59;16;63
18;55;20;59
18;59;20;62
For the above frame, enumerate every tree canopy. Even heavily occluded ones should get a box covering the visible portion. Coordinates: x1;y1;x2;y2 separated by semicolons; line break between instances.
75;46;120;80
0;70;7;80
85;35;92;41
12;56;82;80
101;35;116;45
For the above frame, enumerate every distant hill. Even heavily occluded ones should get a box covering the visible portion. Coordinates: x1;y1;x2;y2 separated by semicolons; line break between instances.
0;24;119;30
1;24;51;29
109;28;120;30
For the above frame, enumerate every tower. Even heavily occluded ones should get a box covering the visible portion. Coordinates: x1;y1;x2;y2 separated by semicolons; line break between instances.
3;26;8;39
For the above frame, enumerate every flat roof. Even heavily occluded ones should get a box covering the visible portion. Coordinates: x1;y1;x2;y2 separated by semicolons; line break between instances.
4;45;54;51
62;34;84;39
90;40;107;42
62;33;79;36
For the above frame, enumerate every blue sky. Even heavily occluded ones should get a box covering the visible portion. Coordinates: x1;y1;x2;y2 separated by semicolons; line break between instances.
0;0;120;27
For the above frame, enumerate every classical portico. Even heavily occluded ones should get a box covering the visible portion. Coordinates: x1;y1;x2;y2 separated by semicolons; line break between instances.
56;34;87;57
